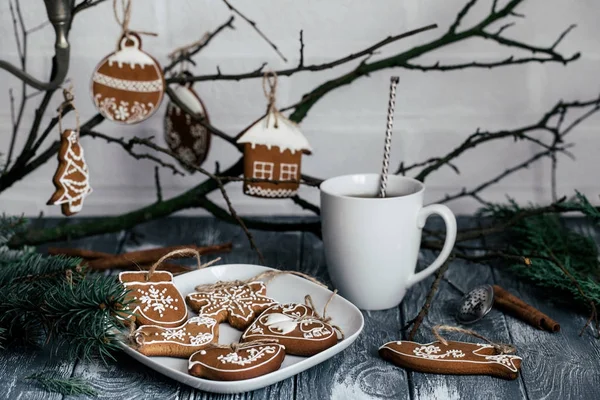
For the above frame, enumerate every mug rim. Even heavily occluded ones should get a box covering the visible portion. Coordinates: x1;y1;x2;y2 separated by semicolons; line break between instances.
320;173;424;200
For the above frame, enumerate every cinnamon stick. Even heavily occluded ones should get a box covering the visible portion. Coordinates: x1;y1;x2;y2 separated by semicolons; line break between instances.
48;247;113;259
492;285;560;333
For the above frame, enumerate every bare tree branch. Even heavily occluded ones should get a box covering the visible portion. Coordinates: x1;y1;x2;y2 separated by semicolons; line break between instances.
154;166;163;203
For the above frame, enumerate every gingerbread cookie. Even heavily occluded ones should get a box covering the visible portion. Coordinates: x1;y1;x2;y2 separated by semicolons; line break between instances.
119;271;187;328
47;129;92;216
91;33;165;124
134;316;219;358
188;342;286;381
379;340;522;380
241;303;338;356
186;281;276;330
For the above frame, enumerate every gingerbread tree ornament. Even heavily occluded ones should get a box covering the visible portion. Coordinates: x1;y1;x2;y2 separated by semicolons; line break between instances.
236;72;312;198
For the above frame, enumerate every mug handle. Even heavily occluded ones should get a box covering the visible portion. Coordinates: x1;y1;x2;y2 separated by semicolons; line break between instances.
406;204;457;287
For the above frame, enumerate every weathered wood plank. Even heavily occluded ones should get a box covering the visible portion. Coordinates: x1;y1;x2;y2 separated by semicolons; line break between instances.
401;218;525;400
294;233;411;400
67;217;301;400
0;218;124;400
493;219;600;400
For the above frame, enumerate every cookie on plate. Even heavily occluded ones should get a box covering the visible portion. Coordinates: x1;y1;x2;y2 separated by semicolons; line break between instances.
186;281;276;330
134;316;219;358
241;303;339;356
118;271;187;328
188;342;286;381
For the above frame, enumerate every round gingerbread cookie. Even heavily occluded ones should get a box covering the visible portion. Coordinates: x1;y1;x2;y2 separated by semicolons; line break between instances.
188;342;286;381
241;303;339;356
186;281;276;330
134;316;219;358
91;33;165;124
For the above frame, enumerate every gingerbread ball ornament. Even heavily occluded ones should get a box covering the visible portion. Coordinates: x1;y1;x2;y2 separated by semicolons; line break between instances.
164;82;212;172
91;33;165;124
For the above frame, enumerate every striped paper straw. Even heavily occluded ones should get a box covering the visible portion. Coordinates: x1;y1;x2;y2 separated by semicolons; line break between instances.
379;76;400;198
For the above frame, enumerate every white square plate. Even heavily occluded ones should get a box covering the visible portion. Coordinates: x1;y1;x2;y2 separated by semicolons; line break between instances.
120;264;365;394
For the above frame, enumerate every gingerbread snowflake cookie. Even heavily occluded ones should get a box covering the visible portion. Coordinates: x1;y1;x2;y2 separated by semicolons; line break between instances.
186;281;276;330
133;316;219;358
47;129;92;216
119;271;187;328
188;342;286;381
379;340;522;380
241;303;339;356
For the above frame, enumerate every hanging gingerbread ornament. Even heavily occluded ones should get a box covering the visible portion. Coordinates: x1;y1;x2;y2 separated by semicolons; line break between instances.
47;87;93;216
90;0;165;124
236;72;312;198
164;70;211;172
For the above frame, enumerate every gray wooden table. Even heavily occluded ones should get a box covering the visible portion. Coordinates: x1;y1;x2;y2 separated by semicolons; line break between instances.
1;217;599;400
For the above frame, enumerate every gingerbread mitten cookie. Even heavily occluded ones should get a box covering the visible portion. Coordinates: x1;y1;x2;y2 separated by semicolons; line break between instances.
379;340;522;380
134;316;219;358
186;281;276;330
119;271;187;328
47;129;92;216
241;303;338;356
188;342;286;381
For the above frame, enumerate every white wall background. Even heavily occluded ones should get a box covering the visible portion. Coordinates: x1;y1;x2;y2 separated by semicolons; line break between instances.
1;0;599;217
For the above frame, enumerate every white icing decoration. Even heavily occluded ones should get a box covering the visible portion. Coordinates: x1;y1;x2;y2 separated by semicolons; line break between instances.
379;341;522;373
93;95;155;124
217;346;277;366
189;344;284;373
92;72;163;92
186;281;275;322
242;303;334;341
237;111;312;154
48;130;93;213
412;345;465;359
244;185;298;198
138;286;175;317
172;85;206;115
108;44;155;69
134;316;217;346
264;313;297;335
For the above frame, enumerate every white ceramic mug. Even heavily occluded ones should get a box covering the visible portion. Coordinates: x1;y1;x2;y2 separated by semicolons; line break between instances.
320;173;457;310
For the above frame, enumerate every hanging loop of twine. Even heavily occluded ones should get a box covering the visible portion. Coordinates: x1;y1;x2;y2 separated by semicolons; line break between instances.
432;325;516;355
193;269;327;292
113;0;157;49
304;290;345;339
57;83;80;135
168;32;210;75
146;248;221;280
262;70;279;127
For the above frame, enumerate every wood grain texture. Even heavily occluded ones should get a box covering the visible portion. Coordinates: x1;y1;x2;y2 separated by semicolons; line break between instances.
492;219;600;400
401;218;526;400
294;233;411;400
0;218;125;400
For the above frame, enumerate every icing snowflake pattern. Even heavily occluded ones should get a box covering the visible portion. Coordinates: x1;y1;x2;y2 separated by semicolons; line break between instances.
134;316;217;347
187;282;275;322
138;286;178;317
217;346;277;366
413;345;465;359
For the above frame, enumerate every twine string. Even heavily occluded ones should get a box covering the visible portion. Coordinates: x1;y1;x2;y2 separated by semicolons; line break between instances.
262;70;279;128
193;269;327;292
147;248;221;280
432;325;516;355
379;76;400;198
57;84;80;135
303;291;345;339
113;0;157;49
168;32;211;73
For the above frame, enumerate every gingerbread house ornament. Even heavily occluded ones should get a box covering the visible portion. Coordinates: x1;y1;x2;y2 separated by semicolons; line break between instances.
237;111;312;198
91;33;165;124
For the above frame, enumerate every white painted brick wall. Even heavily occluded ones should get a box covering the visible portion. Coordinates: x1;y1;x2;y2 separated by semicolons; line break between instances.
1;0;598;217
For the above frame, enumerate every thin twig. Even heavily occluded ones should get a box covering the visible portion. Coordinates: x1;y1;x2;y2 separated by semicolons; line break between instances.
291;195;321;215
298;30;304;67
154;167;163;203
221;0;287;62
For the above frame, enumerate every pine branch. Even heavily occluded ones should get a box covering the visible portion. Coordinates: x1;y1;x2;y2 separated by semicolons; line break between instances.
26;373;98;396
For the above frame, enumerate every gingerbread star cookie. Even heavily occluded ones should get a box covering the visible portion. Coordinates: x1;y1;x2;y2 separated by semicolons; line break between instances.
185;281;276;330
241;303;339;356
119;271;187;328
379;340;522;380
134;316;219;358
188;342;286;381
